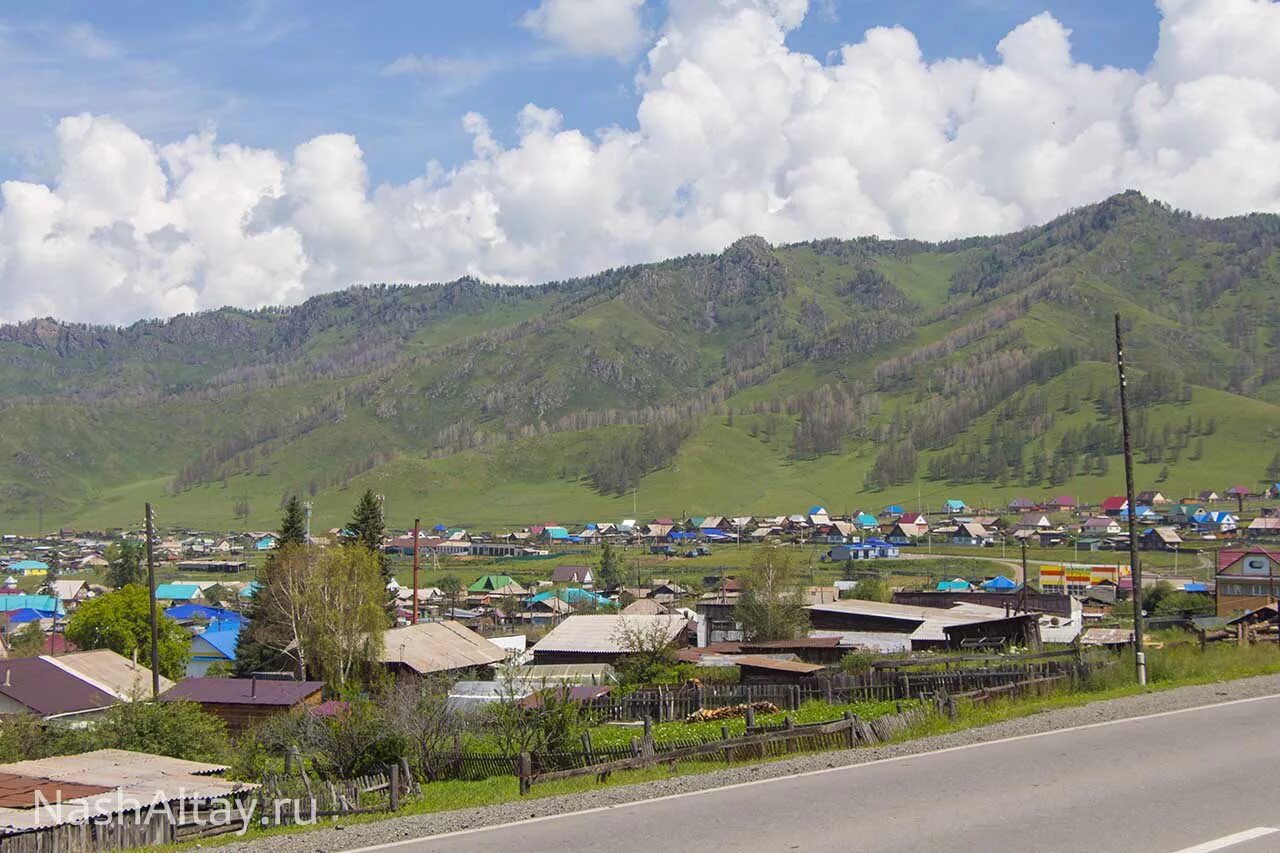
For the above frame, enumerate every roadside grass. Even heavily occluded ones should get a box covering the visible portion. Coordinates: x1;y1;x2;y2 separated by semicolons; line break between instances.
161;641;1280;851
896;640;1280;742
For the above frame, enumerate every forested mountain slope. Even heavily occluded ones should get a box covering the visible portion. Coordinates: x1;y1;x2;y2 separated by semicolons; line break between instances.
1;191;1278;532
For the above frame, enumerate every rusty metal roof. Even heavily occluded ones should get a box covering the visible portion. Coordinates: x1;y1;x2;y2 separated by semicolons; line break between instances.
731;655;827;674
0;774;112;809
0;749;255;835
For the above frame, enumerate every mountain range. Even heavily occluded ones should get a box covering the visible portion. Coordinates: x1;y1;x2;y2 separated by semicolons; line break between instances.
2;191;1278;534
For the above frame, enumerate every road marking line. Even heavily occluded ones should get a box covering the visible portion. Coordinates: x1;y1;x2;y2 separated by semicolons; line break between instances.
343;691;1280;852
1169;826;1279;852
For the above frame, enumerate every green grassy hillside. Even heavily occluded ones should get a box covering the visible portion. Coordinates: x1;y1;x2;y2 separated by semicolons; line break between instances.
2;191;1279;533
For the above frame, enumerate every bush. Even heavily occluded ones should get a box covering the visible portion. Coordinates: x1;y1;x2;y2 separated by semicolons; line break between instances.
839;651;879;676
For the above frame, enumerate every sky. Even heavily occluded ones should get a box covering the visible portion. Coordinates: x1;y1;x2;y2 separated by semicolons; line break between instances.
0;0;1275;324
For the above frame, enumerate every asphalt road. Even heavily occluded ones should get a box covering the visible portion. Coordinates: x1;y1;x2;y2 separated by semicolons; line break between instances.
350;694;1280;853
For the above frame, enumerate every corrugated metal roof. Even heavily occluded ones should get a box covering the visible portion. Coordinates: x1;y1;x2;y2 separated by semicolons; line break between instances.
161;677;323;706
48;650;174;701
380;620;507;674
0;750;254;835
532;615;689;655
731;655;826;674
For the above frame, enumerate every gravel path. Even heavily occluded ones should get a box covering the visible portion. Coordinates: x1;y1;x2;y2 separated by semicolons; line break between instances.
222;674;1280;852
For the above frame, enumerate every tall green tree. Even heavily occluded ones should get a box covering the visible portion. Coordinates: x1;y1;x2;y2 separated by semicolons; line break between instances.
104;541;145;589
735;545;808;641
439;574;462;619
64;585;189;681
279;495;307;546
597;542;623;590
348;488;390;581
235;497;312;677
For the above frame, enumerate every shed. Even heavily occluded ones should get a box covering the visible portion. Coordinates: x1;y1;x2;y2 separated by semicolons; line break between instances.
379;620;508;677
160;677;323;733
0;749;255;844
531;614;691;664
732;655;826;685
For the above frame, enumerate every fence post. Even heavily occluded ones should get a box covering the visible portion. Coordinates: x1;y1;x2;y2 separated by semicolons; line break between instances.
784;716;794;753
721;725;732;763
793;684;801;711
843;711;856;748
631;737;642;758
745;706;756;732
581;730;594;766
389;763;400;812
518;752;532;796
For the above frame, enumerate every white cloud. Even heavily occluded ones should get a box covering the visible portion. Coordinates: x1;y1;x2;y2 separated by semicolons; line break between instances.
521;0;646;59
3;0;1280;324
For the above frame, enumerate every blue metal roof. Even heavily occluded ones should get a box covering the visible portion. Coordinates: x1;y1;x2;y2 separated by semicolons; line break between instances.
982;575;1018;591
193;624;241;660
154;583;201;600
0;595;64;616
166;603;242;622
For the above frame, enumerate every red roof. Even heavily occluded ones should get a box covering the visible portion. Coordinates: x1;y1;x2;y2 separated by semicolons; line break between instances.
900;512;927;524
1218;548;1280;572
161;677;324;707
1101;497;1128;512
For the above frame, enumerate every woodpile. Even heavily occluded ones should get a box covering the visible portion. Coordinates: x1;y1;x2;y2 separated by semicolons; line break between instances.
684;701;779;723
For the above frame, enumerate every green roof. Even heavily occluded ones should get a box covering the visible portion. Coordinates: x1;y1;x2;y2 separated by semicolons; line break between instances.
468;574;516;592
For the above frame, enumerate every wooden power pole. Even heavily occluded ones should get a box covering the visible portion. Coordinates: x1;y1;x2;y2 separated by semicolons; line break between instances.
411;518;421;625
144;503;161;697
1114;314;1146;685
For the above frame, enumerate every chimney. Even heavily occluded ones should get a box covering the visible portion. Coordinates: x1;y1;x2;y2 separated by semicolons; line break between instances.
250;677;257;699
3;669;9;688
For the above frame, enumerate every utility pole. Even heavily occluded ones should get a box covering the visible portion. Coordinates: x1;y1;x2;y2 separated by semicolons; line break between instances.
144;503;160;698
303;501;313;544
1018;537;1029;614
1115;314;1146;685
411;518;421;625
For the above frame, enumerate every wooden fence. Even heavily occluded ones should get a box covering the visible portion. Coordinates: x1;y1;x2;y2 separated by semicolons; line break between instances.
256;761;416;826
595;649;1099;722
0;797;255;853
517;705;929;794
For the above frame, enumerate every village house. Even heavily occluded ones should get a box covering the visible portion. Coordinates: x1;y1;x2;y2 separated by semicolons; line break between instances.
0;651;171;723
1246;517;1280;540
379;620;508;678
161;677;323;733
1082;516;1123;536
550;565;594;587
1100;497;1129;516
806;599;1041;652
1215;548;1280;616
531;614;692;665
1140;526;1183;551
951;522;994;547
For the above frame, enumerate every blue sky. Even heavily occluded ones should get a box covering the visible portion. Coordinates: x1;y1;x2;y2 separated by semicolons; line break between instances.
0;0;1160;186
6;0;1273;325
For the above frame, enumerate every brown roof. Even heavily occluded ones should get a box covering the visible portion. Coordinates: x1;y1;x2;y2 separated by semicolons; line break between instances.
0;774;111;808
0;658;116;717
161;677;323;706
731;655;827;675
